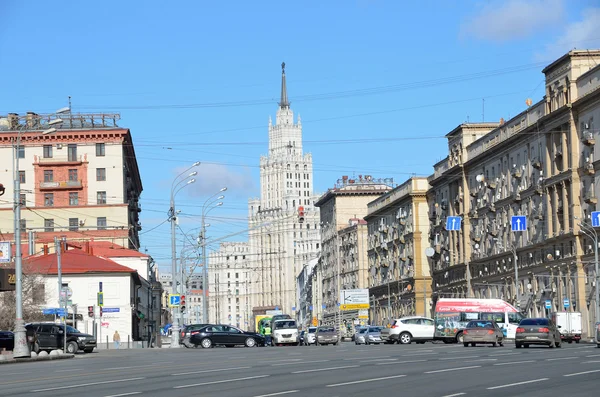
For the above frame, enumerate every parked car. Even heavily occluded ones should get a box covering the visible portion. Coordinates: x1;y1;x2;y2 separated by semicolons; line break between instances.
380;316;435;344
181;323;210;348
515;318;562;349
0;331;14;351
26;322;96;353
315;326;338;346
463;320;504;347
352;326;367;342
190;324;265;348
305;326;317;345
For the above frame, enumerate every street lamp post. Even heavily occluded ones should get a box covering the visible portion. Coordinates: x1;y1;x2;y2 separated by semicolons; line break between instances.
12;110;67;358
511;245;520;311
201;187;227;323
169;162;199;348
578;220;600;326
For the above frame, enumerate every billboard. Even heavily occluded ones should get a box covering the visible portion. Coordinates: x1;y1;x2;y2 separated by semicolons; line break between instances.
0;241;11;263
0;268;16;291
340;289;370;310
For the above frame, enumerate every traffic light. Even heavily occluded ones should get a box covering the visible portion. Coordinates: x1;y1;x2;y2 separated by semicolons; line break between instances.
180;295;186;313
88;306;94;318
99;307;103;317
298;206;305;223
0;183;4;196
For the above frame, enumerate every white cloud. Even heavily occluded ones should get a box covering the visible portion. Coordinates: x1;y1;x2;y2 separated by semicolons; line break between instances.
461;0;565;42
536;7;600;61
174;163;256;199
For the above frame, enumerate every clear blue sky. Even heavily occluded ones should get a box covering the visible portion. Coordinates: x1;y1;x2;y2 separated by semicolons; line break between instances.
1;0;599;269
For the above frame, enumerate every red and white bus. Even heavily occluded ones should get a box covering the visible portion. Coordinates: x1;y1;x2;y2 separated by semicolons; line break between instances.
434;298;524;343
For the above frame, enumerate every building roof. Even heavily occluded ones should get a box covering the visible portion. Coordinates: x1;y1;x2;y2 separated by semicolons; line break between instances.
24;249;136;275
68;241;149;258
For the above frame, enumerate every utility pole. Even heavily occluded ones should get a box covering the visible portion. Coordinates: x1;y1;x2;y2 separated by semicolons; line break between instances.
55;237;66;353
336;231;341;340
201;224;208;323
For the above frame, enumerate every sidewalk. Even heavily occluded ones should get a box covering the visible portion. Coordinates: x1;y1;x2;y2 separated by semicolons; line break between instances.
0;351;74;365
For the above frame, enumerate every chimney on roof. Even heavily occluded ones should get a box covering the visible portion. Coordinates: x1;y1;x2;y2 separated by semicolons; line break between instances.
43;244;49;255
26;112;39;128
7;113;19;130
499;117;505;125
85;241;90;254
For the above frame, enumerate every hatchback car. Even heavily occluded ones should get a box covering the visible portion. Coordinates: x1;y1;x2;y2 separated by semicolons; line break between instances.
356;326;383;345
463;320;504;347
515;318;562;348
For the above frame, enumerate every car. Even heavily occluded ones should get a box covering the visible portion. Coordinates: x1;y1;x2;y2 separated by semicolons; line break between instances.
352;326;367;342
26;322;96;353
315;326;338;346
354;327;368;345
305;326;317;345
363;326;384;345
462;320;504;347
0;331;14;351
180;323;210;348
270;314;292;324
299;330;306;345
190;324;265;348
515;318;562;349
272;319;299;346
380;316;435;344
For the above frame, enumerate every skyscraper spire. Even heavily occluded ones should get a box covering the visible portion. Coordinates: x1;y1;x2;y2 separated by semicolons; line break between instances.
279;62;290;109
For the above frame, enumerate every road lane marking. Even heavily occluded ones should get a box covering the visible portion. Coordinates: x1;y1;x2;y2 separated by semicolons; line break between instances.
171;366;250;376
326;374;407;387
466;359;497;362
563;369;600;377
494;360;535;366
442;393;466;397
262;359;303;363
403;352;436;356
253;391;299;397
272;360;329;366
377;359;427;366
488;352;521;357
487;378;548;389
546;356;578;361
345;356;390;360
55;369;84;373
174;375;270;389
425;366;481;374
440;356;479;360
586;354;600;357
582;361;600;364
291;365;359;374
31;377;146;393
351;358;397;363
104;393;141;397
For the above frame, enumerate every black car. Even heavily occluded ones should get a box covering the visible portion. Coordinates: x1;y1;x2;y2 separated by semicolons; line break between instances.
180;324;211;348
26;323;96;353
190;324;265;348
0;331;14;351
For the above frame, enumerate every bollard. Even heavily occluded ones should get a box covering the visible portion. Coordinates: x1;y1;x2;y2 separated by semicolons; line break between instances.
106;335;109;350
127;335;130;349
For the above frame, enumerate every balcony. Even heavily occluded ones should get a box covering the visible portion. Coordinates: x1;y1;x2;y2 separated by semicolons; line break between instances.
37;155;84;165
39;180;83;190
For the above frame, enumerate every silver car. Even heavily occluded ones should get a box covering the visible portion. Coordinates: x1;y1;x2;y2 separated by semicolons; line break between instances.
515;318;562;348
356;326;383;345
315;326;338;346
462;320;504;347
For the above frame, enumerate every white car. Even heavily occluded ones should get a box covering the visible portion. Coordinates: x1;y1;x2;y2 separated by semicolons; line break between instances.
272;319;299;346
380;316;435;344
305;327;317;345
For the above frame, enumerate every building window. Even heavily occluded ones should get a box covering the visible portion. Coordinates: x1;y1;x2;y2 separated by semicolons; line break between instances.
67;144;77;161
97;191;107;204
19;219;26;230
96;168;106;181
19;171;25;183
44;219;54;232
96;143;105;156
69;192;79;206
44;170;54;182
68;169;78;181
16;146;25;159
43;145;53;158
97;217;107;230
69;218;79;231
44;193;54;207
19;194;26;206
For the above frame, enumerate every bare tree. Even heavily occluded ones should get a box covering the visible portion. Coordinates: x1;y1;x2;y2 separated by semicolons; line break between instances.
0;265;47;330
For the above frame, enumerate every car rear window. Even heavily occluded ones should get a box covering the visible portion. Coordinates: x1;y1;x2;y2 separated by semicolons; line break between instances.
520;318;549;326
466;321;494;328
318;327;335;332
308;328;317;333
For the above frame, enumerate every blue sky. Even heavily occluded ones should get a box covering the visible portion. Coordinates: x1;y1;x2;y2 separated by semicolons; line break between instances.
1;0;599;270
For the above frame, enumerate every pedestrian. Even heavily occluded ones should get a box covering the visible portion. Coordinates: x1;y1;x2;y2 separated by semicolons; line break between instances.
113;330;121;349
263;324;272;346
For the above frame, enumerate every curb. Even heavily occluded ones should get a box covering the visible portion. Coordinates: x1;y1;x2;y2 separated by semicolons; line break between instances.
0;354;75;365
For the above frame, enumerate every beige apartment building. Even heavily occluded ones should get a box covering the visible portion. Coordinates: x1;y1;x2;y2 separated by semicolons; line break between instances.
365;177;431;326
427;50;600;338
315;175;393;325
0;112;142;251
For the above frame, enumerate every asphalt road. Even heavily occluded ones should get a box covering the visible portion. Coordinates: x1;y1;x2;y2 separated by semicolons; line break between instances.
1;341;599;397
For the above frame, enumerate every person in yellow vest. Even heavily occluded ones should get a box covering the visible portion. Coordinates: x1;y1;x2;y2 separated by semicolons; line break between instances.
263;325;272;346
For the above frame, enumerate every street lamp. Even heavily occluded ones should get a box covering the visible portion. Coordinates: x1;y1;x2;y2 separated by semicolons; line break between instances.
12;108;68;358
576;217;600;327
169;162;200;348
201;188;227;322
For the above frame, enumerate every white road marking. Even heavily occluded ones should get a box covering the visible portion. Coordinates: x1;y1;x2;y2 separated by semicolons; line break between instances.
55;368;84;373
439;356;479;360
563;369;600;377
581;360;600;364
546;356;578;361
227;356;246;359
442;393;466;397
425;366;481;374
345;355;390;360
171;366;250;376
377;359;427;365
487;378;549;389
586;354;600;357
263;359;303;363
403;352;437;356
494;360;535;366
291;365;359;374
271;360;329;366
488;352;521;357
252;391;299;397
466;359;497;362
31;377;145;393
174;375;270;389
104;393;141;397
326;374;407;387
338;349;348;351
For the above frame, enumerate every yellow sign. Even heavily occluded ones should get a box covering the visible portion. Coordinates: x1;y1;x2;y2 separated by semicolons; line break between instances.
340;303;370;311
312;317;318;326
8;274;16;284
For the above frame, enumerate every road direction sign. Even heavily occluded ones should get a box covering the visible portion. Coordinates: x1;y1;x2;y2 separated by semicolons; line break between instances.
545;300;552;309
445;216;462;231
563;298;570;308
168;294;181;307
97;292;104;307
511;216;527;232
592;211;600;227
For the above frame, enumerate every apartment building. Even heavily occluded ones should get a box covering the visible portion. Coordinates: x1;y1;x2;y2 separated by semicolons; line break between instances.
365;177;431;325
315;175;393;325
0;112;142;251
427;50;600;338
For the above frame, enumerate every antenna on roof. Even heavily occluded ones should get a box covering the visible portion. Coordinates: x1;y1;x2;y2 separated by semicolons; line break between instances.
68;96;72;113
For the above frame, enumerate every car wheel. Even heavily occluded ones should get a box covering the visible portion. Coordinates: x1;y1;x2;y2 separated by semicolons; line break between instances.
333;342;338;346
463;342;469;347
32;342;40;354
515;343;522;349
575;339;580;344
555;341;561;348
399;332;412;345
200;338;212;349
245;338;256;348
456;332;464;344
524;344;529;348
66;341;78;354
492;341;497;347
